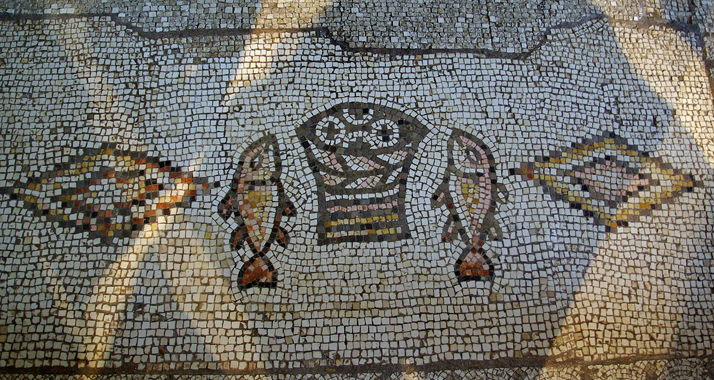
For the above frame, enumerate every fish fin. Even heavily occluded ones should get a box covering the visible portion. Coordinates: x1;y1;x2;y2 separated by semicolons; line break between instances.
237;255;277;289
282;199;296;217
479;213;502;242
432;180;462;241
431;180;449;208
230;226;248;250
218;190;238;220
441;218;458;242
275;226;289;248
455;246;494;282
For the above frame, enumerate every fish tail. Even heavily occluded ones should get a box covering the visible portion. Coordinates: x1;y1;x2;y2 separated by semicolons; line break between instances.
237;254;278;289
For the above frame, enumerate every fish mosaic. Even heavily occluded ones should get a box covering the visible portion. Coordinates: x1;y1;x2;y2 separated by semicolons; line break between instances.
432;129;503;282
218;134;295;289
2;6;714;377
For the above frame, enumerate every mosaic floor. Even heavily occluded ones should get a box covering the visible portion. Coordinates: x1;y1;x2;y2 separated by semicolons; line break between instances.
1;0;714;379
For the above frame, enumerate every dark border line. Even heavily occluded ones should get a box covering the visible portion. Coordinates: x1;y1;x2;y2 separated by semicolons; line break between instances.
0;11;325;39
2;11;711;99
0;11;705;60
0;355;711;376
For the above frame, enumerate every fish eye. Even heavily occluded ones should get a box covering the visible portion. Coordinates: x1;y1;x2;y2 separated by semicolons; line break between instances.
466;148;482;165
465;149;487;176
248;153;264;170
454;144;488;177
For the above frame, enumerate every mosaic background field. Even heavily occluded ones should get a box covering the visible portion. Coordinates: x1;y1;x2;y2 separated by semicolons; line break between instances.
1;0;713;379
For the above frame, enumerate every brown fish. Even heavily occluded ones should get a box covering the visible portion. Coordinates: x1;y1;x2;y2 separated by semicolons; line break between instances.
218;134;295;289
432;130;502;282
